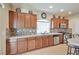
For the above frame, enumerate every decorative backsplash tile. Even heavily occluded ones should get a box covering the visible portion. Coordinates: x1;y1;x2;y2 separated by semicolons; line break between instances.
50;28;72;33
6;28;36;37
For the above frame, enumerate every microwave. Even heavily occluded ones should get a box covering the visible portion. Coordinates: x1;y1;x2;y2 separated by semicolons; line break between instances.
59;23;66;28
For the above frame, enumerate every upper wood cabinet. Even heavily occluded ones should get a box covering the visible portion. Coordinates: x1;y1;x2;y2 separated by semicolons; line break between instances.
24;13;31;28
51;17;69;28
52;18;60;28
9;11;17;29
9;11;37;29
17;13;25;28
30;14;37;28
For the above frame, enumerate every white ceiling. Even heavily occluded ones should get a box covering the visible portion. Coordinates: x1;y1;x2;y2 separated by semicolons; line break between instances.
11;3;79;17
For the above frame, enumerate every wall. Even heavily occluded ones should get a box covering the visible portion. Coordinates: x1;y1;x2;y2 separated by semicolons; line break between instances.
10;3;53;21
0;3;11;55
69;13;79;34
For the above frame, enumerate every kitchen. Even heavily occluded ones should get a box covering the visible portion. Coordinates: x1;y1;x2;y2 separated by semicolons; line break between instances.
0;3;79;55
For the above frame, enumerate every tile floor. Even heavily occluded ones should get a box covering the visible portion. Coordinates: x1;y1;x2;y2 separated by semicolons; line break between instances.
20;44;68;55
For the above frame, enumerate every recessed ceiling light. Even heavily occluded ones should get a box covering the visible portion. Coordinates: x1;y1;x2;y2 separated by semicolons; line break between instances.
68;11;72;14
49;5;53;9
60;9;64;12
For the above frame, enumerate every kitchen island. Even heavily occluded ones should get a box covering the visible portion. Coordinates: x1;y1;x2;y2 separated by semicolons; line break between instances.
6;33;63;55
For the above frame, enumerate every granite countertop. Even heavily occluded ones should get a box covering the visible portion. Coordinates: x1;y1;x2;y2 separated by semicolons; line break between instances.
8;33;62;40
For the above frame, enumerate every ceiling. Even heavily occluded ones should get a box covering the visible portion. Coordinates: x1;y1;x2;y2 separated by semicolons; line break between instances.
11;3;79;17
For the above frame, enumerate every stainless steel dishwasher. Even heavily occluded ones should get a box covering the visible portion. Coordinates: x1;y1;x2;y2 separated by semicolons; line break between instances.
53;35;59;45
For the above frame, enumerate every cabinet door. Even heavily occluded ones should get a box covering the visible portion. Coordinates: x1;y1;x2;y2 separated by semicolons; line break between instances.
42;36;48;47
59;34;63;44
18;39;27;53
65;19;69;28
28;37;35;51
9;11;14;29
30;14;37;28
6;39;17;55
53;19;59;28
36;37;42;49
17;13;24;28
24;13;31;28
48;35;54;46
9;11;18;29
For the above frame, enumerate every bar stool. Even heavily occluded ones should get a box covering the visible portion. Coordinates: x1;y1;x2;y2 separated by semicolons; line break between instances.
67;43;79;55
66;34;79;55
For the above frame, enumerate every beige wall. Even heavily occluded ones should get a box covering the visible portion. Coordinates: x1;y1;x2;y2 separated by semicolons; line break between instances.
69;13;79;34
0;4;11;55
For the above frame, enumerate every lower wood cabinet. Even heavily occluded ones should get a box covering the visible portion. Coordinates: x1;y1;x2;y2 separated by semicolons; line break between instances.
48;35;54;46
59;34;63;44
17;38;27;53
27;37;36;51
42;36;49;47
35;36;42;49
6;34;63;55
6;39;17;55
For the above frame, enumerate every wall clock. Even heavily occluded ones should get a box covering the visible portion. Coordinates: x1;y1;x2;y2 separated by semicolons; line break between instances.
41;12;47;19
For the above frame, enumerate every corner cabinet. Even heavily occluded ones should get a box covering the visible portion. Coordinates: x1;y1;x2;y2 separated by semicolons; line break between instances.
6;39;17;55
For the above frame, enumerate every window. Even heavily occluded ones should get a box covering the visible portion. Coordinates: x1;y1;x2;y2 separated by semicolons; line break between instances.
37;19;50;34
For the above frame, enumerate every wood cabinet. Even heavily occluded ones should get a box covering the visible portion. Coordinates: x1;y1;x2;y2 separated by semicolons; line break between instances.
27;37;36;51
30;14;37;28
6;35;63;55
48;35;54;46
24;13;31;28
9;11;37;29
42;36;49;47
6;39;17;55
17;13;25;28
17;38;27;53
53;18;60;28
59;34;63;44
35;36;42;49
51;17;69;28
9;11;18;29
9;11;25;29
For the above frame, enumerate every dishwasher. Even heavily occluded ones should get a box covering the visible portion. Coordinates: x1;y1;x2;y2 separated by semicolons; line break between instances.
53;35;59;45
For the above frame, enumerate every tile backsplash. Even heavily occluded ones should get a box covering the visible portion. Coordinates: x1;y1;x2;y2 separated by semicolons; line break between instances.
6;28;36;37
16;28;36;36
